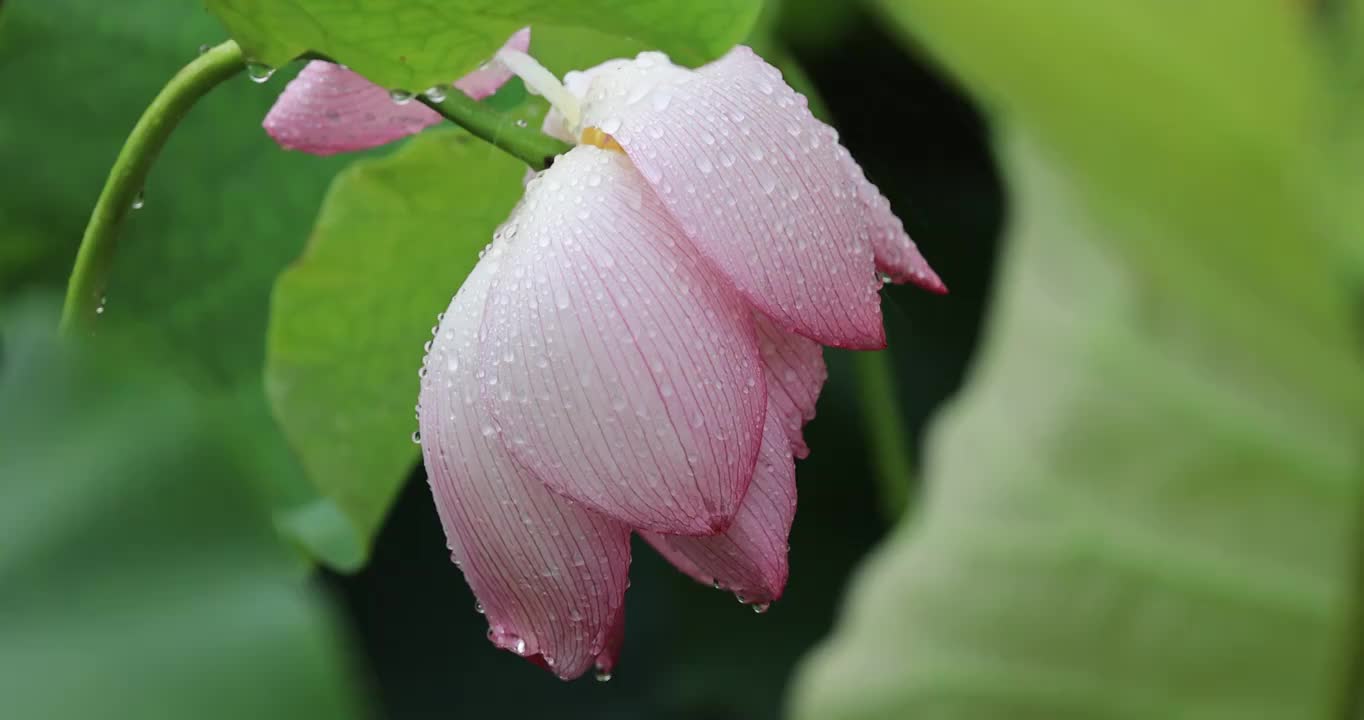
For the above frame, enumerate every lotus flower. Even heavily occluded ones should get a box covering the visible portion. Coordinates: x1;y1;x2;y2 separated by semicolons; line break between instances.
265;40;943;680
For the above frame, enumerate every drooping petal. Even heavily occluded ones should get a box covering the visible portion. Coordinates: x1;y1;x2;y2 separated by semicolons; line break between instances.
264;29;530;155
755;314;826;458
576;46;942;349
264;61;441;155
642;397;797;604
419;252;631;680
479;145;767;536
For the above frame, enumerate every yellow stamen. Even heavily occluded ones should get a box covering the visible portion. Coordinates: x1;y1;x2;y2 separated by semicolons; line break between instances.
580;127;624;153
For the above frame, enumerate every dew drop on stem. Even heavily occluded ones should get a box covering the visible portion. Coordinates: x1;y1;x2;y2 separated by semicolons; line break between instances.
245;61;276;84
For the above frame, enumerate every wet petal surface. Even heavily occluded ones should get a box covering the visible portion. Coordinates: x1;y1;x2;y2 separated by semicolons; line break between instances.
643;397;797;603
755;314;826;458
579;47;940;348
479;146;767;536
420;253;631;680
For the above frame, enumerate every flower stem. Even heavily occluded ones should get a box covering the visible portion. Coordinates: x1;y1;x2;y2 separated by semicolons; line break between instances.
60;40;246;334
419;90;572;171
854;351;917;522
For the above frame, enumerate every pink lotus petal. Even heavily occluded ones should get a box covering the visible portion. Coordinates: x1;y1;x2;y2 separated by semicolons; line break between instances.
642;396;797;603
592;606;626;678
577;46;932;349
479;146;767;536
840;155;947;293
264;61;442;156
420;254;631;680
755;314;826;458
264;29;530;155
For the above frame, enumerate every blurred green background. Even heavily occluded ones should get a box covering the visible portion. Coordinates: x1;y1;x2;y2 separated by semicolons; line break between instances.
3;0;1360;719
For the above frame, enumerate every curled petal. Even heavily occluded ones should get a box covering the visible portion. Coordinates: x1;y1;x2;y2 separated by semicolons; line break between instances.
643;398;797;604
841;156;947;292
755;314;826;458
264;29;530;155
480;146;767;536
420;254;631;680
579;46;938;348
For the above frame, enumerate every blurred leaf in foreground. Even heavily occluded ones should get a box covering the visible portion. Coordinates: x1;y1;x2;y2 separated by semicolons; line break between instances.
0;297;365;720
792;1;1363;717
791;129;1363;719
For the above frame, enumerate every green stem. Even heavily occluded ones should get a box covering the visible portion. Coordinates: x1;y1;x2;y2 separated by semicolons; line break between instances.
419;90;572;171
60;40;246;334
854;350;917;522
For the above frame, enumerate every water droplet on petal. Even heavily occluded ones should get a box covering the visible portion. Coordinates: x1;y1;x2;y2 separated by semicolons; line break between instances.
475;602;485;614
245;61;275;83
595;669;613;682
757;168;777;195
752;602;771;614
411;430;422;444
598;116;622;135
389;89;414;105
